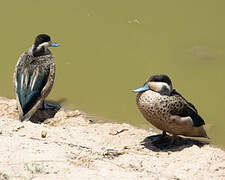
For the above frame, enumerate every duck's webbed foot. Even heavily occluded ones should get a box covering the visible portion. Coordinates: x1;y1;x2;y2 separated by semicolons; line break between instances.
151;134;177;149
40;101;61;111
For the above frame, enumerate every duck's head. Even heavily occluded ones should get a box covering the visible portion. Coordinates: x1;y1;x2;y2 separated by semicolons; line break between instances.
32;34;59;57
133;74;173;95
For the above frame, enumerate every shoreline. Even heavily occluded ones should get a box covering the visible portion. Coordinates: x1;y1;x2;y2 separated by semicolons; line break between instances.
0;97;224;180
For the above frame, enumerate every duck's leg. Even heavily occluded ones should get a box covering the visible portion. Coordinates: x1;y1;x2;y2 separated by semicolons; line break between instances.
39;101;45;110
170;135;176;145
39;101;61;111
148;131;168;141
162;131;167;137
147;131;179;149
153;135;178;149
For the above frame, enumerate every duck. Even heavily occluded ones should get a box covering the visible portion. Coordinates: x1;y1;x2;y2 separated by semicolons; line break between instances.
13;34;59;121
133;74;208;145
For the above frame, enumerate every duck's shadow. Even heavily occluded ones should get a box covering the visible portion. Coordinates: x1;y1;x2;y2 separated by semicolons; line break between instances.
141;134;209;152
29;99;65;123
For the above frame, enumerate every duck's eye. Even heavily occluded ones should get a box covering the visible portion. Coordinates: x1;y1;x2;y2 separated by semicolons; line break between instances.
159;85;171;95
162;85;169;91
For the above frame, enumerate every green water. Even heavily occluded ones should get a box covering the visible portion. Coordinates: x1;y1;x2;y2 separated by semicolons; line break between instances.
0;0;224;148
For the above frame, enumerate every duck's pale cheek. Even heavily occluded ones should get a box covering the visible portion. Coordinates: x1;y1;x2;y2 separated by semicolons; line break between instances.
148;82;162;92
148;82;171;94
37;42;50;49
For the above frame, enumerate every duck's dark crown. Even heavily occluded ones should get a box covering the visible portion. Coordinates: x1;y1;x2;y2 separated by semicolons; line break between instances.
34;34;51;47
148;74;172;86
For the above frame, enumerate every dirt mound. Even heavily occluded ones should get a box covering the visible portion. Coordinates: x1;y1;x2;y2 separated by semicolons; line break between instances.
0;97;224;180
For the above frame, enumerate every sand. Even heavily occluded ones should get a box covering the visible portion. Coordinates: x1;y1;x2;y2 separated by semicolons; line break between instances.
0;97;224;180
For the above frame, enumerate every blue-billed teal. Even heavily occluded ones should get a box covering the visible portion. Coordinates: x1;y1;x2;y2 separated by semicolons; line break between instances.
133;74;208;144
13;34;59;121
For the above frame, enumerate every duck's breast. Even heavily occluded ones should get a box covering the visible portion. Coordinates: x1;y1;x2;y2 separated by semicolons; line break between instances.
136;90;170;131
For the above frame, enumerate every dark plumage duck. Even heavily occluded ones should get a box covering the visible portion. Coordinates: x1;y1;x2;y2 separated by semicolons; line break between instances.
133;74;208;144
14;34;59;121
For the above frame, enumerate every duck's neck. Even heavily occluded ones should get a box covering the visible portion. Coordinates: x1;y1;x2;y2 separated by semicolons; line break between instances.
32;44;50;57
32;47;44;57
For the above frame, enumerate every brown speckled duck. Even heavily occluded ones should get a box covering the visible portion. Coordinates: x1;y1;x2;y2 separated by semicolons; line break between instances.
133;74;208;144
13;34;59;121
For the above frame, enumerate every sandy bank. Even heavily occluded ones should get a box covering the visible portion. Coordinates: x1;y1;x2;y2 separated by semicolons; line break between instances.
0;97;224;180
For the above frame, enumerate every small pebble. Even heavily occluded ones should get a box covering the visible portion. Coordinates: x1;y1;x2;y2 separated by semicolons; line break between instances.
41;131;47;138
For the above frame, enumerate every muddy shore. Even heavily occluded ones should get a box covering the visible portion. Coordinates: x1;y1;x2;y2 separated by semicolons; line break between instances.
0;97;224;180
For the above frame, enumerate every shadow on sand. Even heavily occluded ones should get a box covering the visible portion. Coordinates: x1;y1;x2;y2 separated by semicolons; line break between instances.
29;99;66;123
141;134;209;152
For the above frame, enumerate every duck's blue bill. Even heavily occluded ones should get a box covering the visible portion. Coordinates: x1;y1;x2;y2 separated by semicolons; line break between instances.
132;83;149;93
50;42;59;47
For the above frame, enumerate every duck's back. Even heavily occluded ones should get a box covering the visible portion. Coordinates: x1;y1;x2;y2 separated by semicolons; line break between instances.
16;50;54;73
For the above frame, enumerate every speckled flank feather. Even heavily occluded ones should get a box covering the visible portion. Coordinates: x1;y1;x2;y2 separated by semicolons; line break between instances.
136;90;208;137
14;49;55;121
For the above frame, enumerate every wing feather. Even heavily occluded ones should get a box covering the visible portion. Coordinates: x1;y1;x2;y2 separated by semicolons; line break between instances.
170;89;205;127
171;89;198;112
16;65;49;115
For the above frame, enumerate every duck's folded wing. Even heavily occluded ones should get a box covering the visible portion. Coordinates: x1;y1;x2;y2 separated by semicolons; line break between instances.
171;90;205;127
16;66;49;115
171;89;198;113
